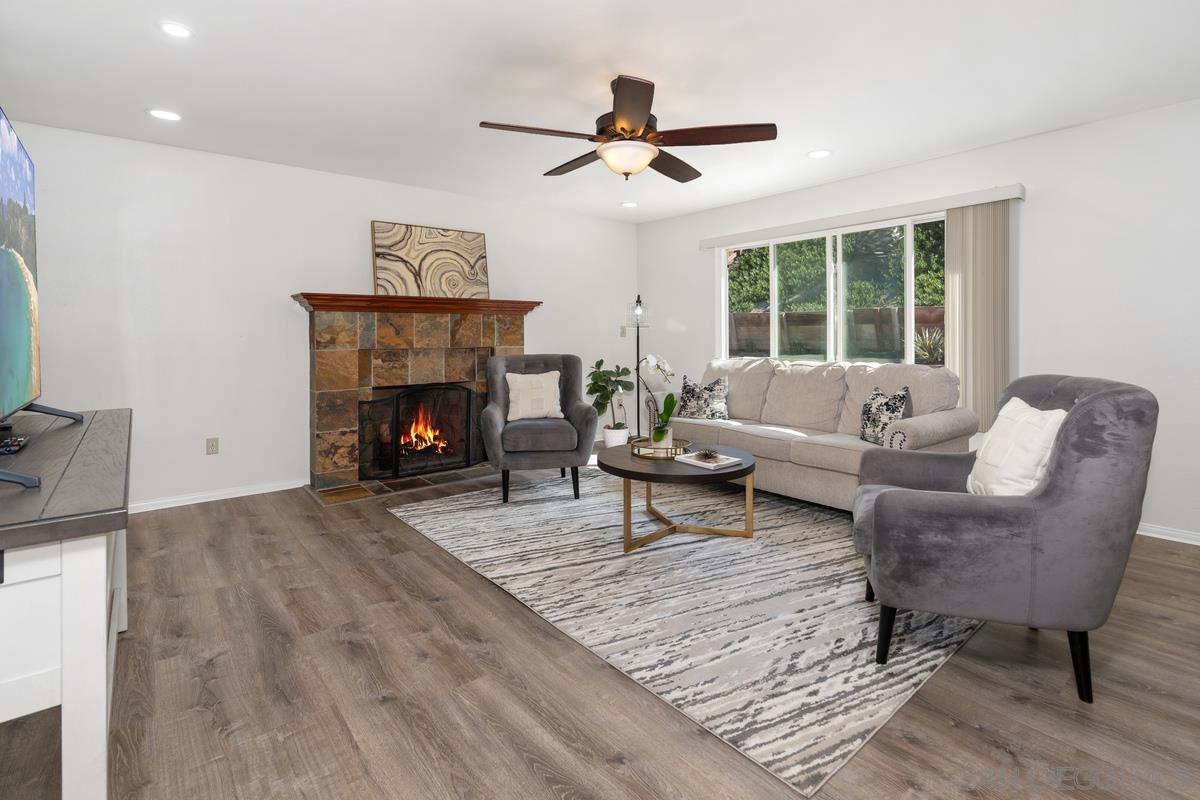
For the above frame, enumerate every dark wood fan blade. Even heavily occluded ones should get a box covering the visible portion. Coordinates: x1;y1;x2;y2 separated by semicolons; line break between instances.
480;121;602;141
544;150;600;176
611;75;655;136
652;123;778;146
649;150;701;183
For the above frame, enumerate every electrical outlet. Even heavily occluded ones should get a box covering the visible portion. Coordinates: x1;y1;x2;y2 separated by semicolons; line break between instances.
206;437;219;455
619;325;627;338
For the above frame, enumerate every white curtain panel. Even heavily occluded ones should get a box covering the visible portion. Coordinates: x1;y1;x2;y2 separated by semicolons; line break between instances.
945;199;1012;432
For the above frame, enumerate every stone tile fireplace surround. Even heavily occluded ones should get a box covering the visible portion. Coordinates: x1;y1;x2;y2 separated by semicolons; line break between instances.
293;293;541;490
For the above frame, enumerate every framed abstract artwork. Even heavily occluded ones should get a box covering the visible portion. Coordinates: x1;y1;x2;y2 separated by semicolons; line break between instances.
371;221;489;298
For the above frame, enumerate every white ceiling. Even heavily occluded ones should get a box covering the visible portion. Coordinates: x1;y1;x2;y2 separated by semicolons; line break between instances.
4;0;1200;222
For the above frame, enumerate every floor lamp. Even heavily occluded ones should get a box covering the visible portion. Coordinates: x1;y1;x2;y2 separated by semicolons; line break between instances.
627;295;650;437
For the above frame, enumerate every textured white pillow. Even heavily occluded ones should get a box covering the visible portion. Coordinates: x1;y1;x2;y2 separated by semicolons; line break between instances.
505;371;564;421
967;397;1067;495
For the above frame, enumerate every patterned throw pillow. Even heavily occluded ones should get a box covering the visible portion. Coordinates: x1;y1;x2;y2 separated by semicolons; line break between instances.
676;375;730;420
505;371;564;421
860;386;912;444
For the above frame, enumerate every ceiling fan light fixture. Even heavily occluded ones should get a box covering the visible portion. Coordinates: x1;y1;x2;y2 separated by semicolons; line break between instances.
596;139;659;179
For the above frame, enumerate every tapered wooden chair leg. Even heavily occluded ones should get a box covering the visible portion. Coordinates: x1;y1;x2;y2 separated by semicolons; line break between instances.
865;579;875;602
571;467;580;499
876;605;897;665
502;469;510;503
1067;630;1093;703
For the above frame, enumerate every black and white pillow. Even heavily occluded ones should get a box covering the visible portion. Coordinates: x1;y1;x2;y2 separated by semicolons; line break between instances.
860;386;912;445
676;375;730;420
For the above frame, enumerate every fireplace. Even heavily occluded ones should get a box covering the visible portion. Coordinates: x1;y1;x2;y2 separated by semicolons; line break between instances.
295;293;540;492
359;382;477;480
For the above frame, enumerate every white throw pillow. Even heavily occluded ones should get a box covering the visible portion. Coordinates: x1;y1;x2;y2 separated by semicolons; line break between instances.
505;371;564;421
967;397;1067;496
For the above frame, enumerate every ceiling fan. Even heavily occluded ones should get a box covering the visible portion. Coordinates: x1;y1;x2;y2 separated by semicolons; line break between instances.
480;75;777;183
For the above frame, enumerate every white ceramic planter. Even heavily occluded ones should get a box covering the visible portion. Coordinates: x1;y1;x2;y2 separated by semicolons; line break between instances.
602;427;631;448
651;427;673;449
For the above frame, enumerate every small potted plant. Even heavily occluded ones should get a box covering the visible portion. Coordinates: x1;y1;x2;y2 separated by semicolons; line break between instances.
638;354;676;449
651;393;677;448
587;359;634;447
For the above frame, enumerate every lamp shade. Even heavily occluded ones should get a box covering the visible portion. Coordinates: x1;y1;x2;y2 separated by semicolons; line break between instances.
597;140;659;177
626;298;650;328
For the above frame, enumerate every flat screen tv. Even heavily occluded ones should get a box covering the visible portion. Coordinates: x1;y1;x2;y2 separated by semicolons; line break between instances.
0;106;39;420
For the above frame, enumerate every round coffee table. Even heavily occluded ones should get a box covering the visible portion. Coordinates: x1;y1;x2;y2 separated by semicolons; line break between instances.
596;444;756;554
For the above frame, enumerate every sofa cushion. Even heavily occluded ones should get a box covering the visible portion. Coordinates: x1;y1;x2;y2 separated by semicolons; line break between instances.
760;361;847;432
859;386;913;444
967;397;1067;496
676;375;729;420
836;363;960;435
701;358;776;421
790;433;878;475
717;424;825;462
669;417;753;446
505;370;564;421
501;418;578;452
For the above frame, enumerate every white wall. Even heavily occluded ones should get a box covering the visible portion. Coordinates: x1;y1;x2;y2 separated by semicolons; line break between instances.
637;99;1200;535
19;123;637;508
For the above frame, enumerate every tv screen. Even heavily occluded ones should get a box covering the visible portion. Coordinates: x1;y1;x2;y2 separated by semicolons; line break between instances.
0;106;39;420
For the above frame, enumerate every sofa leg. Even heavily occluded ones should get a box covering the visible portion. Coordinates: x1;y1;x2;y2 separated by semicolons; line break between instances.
571;467;580;499
876;605;897;665
1067;630;1093;703
560;467;566;477
502;470;510;503
865;579;875;603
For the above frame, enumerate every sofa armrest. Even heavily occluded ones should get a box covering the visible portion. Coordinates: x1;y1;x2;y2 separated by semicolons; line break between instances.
481;402;506;463
885;407;978;450
859;448;977;492
869;489;1037;621
566;399;599;445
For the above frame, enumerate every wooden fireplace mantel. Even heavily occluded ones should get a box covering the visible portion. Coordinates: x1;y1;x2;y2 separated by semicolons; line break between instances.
292;292;542;316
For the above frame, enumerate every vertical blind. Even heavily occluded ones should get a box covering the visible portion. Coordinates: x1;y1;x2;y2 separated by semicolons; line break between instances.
945;199;1012;432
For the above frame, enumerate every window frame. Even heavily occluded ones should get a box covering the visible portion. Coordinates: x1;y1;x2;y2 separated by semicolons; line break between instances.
719;211;945;364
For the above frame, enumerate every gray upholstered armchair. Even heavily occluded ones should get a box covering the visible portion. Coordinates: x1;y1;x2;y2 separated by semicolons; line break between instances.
482;354;598;503
854;375;1158;702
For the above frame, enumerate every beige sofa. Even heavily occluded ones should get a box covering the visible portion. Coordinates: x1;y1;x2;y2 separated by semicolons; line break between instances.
663;358;978;510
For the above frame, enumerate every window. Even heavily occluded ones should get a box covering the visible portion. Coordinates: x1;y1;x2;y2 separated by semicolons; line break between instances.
725;246;770;357
776;237;828;361
721;214;944;365
913;219;945;366
841;225;905;362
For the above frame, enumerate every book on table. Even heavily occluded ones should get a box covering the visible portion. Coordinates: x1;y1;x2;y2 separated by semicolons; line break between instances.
675;451;743;470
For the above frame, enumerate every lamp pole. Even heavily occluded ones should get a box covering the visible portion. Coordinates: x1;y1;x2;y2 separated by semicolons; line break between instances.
633;294;644;437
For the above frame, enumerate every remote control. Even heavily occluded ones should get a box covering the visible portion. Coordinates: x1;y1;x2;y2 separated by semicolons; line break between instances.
1;436;29;455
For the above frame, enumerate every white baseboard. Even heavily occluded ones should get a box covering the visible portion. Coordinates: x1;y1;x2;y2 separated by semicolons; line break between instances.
1138;522;1200;547
129;479;308;514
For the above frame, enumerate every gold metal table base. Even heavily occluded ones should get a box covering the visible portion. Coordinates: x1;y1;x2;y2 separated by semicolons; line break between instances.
622;475;754;554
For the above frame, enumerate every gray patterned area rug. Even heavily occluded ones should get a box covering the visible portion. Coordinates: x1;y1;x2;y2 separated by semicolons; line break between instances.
390;467;978;796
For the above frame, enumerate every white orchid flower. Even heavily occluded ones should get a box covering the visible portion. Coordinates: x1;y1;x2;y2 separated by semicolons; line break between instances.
638;353;674;384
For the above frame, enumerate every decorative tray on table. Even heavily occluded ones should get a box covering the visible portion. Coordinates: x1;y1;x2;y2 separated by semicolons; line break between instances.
628;436;691;460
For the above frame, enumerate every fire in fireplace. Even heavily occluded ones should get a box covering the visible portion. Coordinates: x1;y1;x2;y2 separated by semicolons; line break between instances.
359;383;477;480
400;404;450;455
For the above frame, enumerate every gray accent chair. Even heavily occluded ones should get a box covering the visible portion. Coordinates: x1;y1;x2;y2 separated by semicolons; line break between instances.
854;375;1158;702
482;354;598;503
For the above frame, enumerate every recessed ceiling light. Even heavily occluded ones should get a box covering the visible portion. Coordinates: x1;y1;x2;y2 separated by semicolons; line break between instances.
808;149;833;159
148;109;182;121
621;201;638;208
160;21;192;38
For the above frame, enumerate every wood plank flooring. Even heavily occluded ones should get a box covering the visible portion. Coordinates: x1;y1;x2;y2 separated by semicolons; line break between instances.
2;470;1197;799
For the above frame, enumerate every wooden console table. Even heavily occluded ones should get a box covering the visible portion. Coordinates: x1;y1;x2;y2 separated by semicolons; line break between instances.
0;409;132;800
